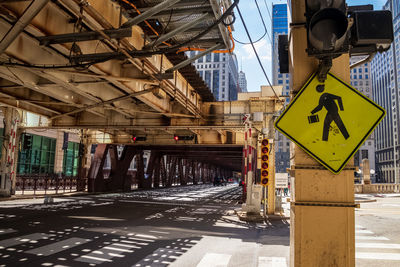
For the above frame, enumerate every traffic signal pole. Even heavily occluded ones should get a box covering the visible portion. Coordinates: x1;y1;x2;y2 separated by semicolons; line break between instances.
290;1;355;266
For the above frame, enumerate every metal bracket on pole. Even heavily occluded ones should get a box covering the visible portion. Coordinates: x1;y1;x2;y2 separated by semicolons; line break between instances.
316;57;332;83
122;0;183;28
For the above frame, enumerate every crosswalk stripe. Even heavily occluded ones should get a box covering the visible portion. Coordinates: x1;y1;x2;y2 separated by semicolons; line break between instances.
196;253;231;267
356;252;400;260
258;256;287;267
0;233;53;249
355;230;374;234
75;242;133;264
356;236;389;241
356;243;400;249
25;237;90;256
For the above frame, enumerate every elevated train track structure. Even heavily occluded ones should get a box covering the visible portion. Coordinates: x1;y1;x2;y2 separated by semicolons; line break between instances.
0;0;282;195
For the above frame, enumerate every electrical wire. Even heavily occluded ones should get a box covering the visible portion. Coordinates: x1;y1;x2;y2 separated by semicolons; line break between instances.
233;0;271;45
236;5;283;102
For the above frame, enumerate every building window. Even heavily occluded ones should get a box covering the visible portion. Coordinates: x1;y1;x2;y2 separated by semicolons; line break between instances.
278;80;283;84
353;75;357;79
213;70;219;93
359;75;362;79
365;68;368;72
63;142;79;176
365;74;369;79
206;53;212;62
198;56;203;63
18;134;56;174
205;71;211;88
214;53;220;62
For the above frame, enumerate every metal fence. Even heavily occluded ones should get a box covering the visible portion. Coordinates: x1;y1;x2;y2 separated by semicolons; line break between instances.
15;174;87;195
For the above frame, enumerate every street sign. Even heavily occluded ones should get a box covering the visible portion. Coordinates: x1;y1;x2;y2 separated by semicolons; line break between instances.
275;173;289;188
275;72;385;174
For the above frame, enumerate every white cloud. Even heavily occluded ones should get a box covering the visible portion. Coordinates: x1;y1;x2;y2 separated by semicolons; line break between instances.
239;39;272;62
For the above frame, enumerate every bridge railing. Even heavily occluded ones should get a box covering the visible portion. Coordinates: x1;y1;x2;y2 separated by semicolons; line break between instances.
354;183;400;194
15;174;87;195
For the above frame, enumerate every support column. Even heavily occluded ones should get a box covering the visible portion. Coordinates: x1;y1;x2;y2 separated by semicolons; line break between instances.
87;144;109;192
0;107;20;197
54;131;65;175
290;1;354;266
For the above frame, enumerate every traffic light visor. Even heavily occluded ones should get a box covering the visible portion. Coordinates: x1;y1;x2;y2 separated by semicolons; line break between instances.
262;147;269;154
309;8;348;52
262;139;269;146
261;155;269;161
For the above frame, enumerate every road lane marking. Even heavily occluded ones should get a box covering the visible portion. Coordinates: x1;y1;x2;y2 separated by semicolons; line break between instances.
258;256;287;267
355;230;374;234
25;237;90;256
0;233;53;249
356;243;400;249
356;252;400;260
196;253;231;267
356;236;389;241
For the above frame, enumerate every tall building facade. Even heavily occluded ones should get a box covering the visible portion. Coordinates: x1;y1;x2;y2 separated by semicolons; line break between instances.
272;3;291;173
188;51;239;101
350;56;376;182
371;0;400;183
238;70;247;92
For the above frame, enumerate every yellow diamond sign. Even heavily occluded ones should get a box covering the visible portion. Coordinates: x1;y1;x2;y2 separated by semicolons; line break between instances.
275;72;385;174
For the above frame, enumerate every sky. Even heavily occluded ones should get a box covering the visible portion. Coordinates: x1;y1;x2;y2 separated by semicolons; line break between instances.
232;0;387;92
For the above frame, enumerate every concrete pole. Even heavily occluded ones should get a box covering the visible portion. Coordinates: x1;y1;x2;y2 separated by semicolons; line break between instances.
290;1;355;266
0;107;20;197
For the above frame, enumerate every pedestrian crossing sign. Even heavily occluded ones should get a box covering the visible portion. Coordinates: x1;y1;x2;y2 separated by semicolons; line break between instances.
275;72;385;174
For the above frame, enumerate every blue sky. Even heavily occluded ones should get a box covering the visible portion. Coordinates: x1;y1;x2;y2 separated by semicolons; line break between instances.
233;0;387;92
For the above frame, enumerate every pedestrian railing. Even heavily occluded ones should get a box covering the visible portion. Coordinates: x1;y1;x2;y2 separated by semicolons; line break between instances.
354;183;400;194
15;174;87;195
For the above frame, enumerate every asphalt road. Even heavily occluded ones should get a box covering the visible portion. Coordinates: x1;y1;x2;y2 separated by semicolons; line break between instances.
0;184;290;267
355;195;400;267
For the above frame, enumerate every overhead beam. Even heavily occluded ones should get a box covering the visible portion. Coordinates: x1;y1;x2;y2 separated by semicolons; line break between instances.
166;43;223;73
122;0;183;28
0;0;50;54
146;13;210;48
36;28;132;46
135;5;211;18
49;88;157;120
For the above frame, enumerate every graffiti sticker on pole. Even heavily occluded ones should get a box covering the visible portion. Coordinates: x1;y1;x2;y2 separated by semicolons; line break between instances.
275;72;385;174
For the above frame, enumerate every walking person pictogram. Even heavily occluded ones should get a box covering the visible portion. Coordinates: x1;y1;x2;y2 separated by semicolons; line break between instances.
310;85;350;141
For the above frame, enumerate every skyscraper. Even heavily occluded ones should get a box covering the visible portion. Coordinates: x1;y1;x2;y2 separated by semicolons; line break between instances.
350;56;375;182
188;51;239;101
371;0;399;183
238;70;247;92
272;3;290;173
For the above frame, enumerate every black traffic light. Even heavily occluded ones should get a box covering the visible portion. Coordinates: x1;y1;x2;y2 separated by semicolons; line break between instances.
305;0;349;58
304;1;394;82
174;135;194;141
132;136;146;142
349;9;393;56
78;143;85;156
278;35;289;74
22;134;33;150
260;139;270;186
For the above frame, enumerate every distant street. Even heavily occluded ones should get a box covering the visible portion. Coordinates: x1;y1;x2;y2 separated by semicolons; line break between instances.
1;185;400;266
355;195;400;267
0;184;290;267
